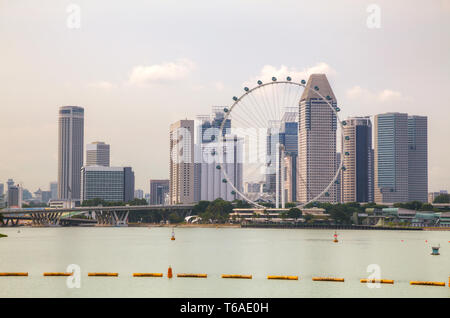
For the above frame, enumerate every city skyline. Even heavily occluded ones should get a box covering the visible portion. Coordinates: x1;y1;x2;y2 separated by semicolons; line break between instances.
1;1;450;193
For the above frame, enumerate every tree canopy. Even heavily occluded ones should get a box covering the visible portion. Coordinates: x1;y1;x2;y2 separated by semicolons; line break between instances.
434;194;450;203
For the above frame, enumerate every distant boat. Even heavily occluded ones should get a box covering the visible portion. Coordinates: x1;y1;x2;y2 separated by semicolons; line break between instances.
171;228;175;241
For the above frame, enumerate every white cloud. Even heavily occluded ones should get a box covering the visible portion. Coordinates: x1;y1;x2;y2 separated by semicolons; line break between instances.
245;62;336;86
128;58;196;86
346;86;409;103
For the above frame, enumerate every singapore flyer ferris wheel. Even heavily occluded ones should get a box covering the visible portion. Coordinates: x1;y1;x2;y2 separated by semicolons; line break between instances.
217;75;345;209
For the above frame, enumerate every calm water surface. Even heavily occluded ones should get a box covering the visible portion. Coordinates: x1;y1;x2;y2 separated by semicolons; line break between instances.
0;227;449;298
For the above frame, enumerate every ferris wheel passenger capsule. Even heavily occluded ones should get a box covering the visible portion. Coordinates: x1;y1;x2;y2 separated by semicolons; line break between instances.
257;80;263;85
345;136;350;140
325;192;330;197
345;152;350;156
272;77;277;81
216;165;221;170
342;120;347;126
244;87;249;92
342;166;347;171
232;96;238;101
231;191;236;195
223;107;229;112
335;107;340;112
222;179;227;183
314;86;319;91
286;76;292;81
326;95;331;100
301;79;306;84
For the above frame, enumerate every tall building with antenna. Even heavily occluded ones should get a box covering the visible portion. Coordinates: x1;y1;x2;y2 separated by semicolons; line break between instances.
58;106;84;201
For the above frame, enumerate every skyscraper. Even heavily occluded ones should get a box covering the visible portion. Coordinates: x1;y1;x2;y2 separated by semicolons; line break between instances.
169;120;194;204
374;113;409;203
50;182;58;200
134;189;144;200
7;184;22;208
58;106;84;201
297;74;337;203
6;179;14;190
199;136;243;202
149;179;169;205
341;117;374;203
86;141;110;167
195;107;235;202
407;115;428;202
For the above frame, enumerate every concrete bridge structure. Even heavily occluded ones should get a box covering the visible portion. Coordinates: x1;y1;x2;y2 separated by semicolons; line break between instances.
0;204;195;227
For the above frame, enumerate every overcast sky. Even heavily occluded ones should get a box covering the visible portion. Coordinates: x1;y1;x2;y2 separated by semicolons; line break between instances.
1;0;449;194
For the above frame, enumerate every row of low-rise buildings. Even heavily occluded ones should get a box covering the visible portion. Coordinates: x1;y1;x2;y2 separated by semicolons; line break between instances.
168;74;431;205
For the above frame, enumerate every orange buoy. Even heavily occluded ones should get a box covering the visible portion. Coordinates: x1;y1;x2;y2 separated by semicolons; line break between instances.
333;231;338;243
168;266;173;279
171;228;175;241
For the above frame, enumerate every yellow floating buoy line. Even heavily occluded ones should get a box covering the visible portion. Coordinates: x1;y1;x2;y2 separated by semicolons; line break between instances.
43;272;73;276
410;281;445;286
222;274;252;279
267;275;298;280
360;279;394;284
0;272;28;276
177;273;207;278
313;277;345;282
88;272;119;277
133;273;163;277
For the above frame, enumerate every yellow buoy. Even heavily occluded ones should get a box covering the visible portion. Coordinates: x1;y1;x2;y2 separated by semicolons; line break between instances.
222;274;252;279
410;281;445;286
177;273;207;278
312;277;344;282
43;272;73;276
267;275;298;280
133;273;163;277
88;272;118;277
360;279;394;284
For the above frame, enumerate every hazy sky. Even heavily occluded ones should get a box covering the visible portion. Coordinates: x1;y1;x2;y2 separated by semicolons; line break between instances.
1;0;449;194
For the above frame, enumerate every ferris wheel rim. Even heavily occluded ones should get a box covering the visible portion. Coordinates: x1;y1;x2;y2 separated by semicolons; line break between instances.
218;78;345;210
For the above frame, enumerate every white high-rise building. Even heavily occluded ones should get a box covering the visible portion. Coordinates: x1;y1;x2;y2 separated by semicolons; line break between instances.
297;74;337;204
199;136;243;202
58;106;84;201
86;142;110;167
169;120;194;204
